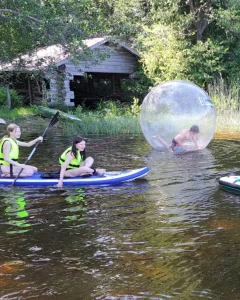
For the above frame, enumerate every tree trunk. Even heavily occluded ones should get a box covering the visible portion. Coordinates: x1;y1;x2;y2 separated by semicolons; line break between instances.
6;84;11;109
188;0;213;42
194;19;209;41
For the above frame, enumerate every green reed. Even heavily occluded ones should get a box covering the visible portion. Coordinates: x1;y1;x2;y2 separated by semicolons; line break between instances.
208;79;240;134
61;115;142;136
61;99;142;136
208;79;240;111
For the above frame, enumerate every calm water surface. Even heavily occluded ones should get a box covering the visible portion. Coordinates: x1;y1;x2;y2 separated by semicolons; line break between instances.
0;132;240;300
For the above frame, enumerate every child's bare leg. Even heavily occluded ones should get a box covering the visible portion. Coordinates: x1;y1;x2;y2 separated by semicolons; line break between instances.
83;157;94;168
152;135;170;150
64;166;94;177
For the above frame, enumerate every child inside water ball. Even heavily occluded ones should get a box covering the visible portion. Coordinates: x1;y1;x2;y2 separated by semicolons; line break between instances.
152;125;200;153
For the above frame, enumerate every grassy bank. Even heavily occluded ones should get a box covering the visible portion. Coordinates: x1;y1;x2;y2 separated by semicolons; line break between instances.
214;110;240;139
208;80;240;139
0;102;142;136
37;100;142;136
1;88;240;139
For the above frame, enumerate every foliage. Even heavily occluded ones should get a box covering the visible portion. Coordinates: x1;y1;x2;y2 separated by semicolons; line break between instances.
0;0;109;63
0;87;23;108
48;100;70;113
138;24;227;86
96;100;127;117
184;39;227;86
126;97;141;117
216;1;240;80
138;25;188;84
121;70;152;101
1;0;240;107
74;99;141;119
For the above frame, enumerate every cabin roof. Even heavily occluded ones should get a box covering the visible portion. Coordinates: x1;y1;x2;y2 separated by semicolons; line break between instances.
0;37;140;72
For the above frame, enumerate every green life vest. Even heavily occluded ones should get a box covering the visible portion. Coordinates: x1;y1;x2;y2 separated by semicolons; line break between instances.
0;137;19;165
59;146;83;169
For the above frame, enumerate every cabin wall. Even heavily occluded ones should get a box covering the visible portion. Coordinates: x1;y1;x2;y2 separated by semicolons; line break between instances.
56;44;139;106
63;44;138;74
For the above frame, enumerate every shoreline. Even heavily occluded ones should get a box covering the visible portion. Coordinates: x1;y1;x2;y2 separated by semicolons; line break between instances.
214;132;240;140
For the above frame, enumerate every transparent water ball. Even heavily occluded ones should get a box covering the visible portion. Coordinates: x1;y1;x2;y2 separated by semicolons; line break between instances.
140;80;216;151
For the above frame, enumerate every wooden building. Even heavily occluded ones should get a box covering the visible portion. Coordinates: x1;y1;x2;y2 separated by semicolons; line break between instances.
0;37;140;107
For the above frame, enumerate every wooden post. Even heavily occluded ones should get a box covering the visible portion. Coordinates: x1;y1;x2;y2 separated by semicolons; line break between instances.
112;73;115;94
6;84;11;108
28;77;33;105
41;79;47;102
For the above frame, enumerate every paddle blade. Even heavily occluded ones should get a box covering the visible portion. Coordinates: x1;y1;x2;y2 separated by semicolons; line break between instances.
50;111;60;127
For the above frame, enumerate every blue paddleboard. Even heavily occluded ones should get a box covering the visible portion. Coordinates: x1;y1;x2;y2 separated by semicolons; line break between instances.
0;167;149;187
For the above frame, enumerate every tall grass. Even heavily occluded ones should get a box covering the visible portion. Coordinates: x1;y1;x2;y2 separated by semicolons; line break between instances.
61;117;141;136
208;79;240;135
61;100;142;136
0;106;35;120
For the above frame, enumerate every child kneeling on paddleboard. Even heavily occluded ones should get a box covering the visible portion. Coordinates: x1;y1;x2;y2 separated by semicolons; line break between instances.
57;136;105;188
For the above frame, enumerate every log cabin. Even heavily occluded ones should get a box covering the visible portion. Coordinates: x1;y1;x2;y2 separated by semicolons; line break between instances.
0;37;140;107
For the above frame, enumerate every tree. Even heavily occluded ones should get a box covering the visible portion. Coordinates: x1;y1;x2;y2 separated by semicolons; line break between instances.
216;0;240;80
138;24;227;86
0;0;110;63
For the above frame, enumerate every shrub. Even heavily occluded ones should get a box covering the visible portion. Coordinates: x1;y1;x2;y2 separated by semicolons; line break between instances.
0;87;23;108
48;100;69;112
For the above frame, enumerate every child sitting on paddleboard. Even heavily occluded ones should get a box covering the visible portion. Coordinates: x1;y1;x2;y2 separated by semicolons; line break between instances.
0;123;43;177
152;125;200;153
57;136;105;188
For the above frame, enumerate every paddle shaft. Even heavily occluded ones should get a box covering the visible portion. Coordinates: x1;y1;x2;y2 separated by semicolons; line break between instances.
20;126;49;166
12;111;60;185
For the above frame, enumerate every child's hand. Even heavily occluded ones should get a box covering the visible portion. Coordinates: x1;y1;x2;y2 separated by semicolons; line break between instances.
57;178;63;188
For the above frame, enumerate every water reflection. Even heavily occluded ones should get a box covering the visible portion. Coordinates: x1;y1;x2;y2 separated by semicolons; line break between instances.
2;190;30;234
63;188;88;224
1;136;240;299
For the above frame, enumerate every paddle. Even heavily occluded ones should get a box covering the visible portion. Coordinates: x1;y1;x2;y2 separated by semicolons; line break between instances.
12;111;60;186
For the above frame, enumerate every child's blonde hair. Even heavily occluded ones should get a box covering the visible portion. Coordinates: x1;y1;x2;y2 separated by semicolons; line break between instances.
7;124;20;137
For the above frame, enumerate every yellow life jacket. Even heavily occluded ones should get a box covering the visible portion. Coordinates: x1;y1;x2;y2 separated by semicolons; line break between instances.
0;137;19;165
59;146;83;169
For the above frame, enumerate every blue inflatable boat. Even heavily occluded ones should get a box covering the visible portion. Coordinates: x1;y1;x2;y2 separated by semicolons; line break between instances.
0;167;149;187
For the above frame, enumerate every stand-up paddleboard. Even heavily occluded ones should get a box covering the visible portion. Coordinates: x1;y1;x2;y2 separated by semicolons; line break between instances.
219;176;240;193
0;167;149;187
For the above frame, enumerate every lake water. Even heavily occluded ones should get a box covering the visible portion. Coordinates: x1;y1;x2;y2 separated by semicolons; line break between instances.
0;132;240;300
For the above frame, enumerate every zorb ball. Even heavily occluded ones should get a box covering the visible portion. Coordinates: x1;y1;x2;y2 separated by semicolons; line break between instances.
140;80;216;151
